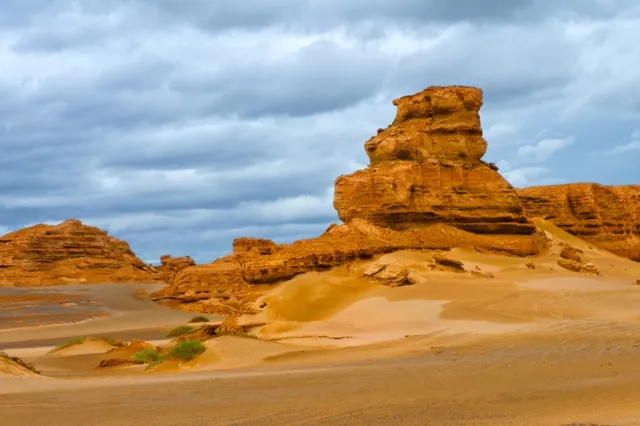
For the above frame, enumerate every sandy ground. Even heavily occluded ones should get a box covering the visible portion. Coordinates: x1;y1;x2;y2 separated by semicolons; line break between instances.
2;221;640;425
0;283;219;349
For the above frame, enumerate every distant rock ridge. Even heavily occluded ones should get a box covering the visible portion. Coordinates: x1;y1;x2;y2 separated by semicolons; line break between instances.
0;219;160;286
517;183;640;262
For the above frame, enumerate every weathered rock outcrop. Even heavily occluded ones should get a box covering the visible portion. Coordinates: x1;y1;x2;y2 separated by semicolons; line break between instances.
334;86;536;236
517;184;640;261
0;220;159;286
157;255;196;282
153;86;548;315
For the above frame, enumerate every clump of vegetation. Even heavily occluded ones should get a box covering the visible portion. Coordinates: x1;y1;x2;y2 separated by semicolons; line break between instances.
132;348;163;364
188;315;210;323
166;325;196;338
131;341;207;367
166;340;206;361
48;337;86;354
0;350;41;374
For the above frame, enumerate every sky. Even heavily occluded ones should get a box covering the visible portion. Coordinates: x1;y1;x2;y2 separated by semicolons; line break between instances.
1;0;639;263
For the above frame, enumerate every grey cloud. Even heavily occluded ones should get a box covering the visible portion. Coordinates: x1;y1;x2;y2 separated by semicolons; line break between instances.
391;22;579;106
1;0;639;262
151;0;547;33
169;39;390;118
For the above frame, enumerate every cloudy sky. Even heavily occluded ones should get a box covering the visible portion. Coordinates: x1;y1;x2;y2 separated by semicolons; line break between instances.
1;0;639;263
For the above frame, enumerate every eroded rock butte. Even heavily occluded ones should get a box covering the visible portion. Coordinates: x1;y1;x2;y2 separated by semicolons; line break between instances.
153;86;547;315
334;86;535;235
0;220;159;286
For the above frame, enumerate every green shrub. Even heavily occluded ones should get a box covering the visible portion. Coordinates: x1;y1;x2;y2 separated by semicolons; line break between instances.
188;315;210;323
166;340;206;361
166;325;196;338
48;337;86;354
132;348;162;364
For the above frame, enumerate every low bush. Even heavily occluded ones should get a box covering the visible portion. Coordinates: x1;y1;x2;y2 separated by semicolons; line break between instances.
166;325;195;338
132;348;162;364
166;340;206;361
188;315;210;323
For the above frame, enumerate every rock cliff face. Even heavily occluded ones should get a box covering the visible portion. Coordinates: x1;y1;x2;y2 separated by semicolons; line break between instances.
154;86;547;315
0;220;159;286
517;184;640;261
334;86;535;235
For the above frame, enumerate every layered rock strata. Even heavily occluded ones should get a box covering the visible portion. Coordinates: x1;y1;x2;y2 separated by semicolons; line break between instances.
157;255;196;282
517;184;640;261
0;220;159;286
154;86;549;315
155;216;543;315
334;86;536;236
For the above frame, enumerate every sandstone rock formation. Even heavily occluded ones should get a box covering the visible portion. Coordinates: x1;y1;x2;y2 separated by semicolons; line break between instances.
557;258;599;275
0;220;160;286
517;184;640;261
154;86;548;315
157;255;196;282
334;86;536;236
560;246;583;263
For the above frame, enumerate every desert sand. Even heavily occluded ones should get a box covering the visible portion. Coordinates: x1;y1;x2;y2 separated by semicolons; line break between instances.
1;221;640;425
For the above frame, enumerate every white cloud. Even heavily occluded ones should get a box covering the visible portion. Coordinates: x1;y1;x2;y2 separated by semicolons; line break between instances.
502;166;553;188
484;122;520;146
604;130;640;155
516;137;574;163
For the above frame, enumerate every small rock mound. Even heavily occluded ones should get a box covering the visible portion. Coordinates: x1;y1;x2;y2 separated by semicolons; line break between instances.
363;263;414;287
432;255;465;272
560;246;583;263
557;258;599;275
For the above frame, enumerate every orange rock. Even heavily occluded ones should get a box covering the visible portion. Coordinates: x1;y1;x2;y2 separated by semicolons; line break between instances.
517;184;640;261
334;86;536;236
155;219;545;315
363;262;414;287
560;246;582;263
154;86;550;315
232;238;277;255
157;255;196;282
0;219;160;286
